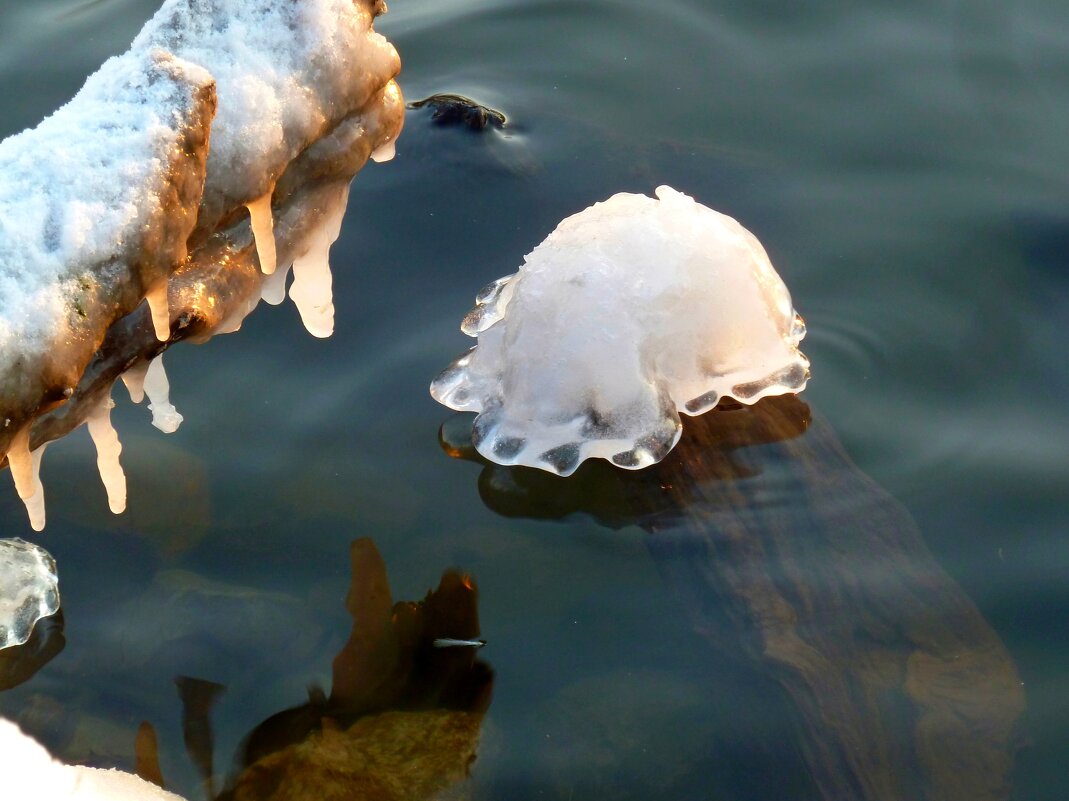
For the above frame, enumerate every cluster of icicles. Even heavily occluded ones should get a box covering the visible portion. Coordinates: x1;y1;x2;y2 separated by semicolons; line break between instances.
7;149;400;532
9;230;374;537
0;0;403;531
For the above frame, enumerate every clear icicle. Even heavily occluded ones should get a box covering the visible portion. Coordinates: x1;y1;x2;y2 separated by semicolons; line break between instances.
260;262;291;305
121;359;150;403
86;391;127;514
7;428;48;532
144;280;171;342
143;355;184;433
289;186;348;338
370;140;396;163
247;191;278;275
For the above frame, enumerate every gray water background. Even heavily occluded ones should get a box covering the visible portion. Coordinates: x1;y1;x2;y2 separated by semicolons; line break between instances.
0;0;1067;798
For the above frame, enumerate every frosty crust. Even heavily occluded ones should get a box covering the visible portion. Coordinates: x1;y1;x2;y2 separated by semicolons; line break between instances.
432;186;810;477
0;0;403;528
0;50;216;448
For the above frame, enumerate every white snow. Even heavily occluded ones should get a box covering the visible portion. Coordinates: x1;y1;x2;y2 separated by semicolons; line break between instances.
0;49;212;377
0;719;186;801
130;0;400;215
0;0;399;369
431;186;810;476
0;539;59;649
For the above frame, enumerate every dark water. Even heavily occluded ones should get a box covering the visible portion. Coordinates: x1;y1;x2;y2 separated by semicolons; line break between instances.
1;0;1068;798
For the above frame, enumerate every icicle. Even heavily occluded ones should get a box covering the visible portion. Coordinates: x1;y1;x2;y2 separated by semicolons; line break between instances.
260;261;292;305
144;279;171;342
121;359;150;403
213;291;258;335
86;391;127;514
247;191;277;275
143;355;184;433
290;254;335;338
290;186;348;339
369;139;396;163
7;427;47;532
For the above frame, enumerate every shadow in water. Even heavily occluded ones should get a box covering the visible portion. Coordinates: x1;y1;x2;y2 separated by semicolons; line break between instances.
442;396;1025;801
135;538;492;801
0;610;64;693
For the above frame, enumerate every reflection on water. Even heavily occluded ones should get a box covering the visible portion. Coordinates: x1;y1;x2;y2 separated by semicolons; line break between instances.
175;676;226;799
445;397;1025;801
0;611;64;693
0;538;491;801
216;537;492;801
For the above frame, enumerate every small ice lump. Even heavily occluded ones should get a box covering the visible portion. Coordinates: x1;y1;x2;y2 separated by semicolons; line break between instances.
431;186;809;476
0;718;186;800
0;538;59;650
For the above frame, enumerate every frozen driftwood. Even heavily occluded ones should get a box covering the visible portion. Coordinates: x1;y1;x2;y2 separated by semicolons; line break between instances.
447;397;1025;801
0;0;404;528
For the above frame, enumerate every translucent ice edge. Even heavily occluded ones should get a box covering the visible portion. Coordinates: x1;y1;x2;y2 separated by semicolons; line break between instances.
431;185;811;476
0;538;59;650
0;718;187;800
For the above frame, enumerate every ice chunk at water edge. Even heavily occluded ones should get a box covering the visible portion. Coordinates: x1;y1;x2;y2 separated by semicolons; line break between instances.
0;718;187;800
431;185;810;476
0;538;59;650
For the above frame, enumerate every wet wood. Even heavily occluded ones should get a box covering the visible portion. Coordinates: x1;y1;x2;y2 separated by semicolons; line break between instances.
0;82;403;471
458;395;1025;801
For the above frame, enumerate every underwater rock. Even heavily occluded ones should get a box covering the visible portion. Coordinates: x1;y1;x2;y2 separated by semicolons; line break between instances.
431;185;809;475
0;717;187;800
113;569;321;683
0;538;59;650
219;538;492;801
0;0;404;528
408;94;507;130
224;709;483;801
532;670;720;801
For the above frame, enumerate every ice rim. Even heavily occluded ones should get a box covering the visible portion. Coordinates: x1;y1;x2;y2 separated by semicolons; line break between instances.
431;186;810;477
0;538;59;651
0;0;404;529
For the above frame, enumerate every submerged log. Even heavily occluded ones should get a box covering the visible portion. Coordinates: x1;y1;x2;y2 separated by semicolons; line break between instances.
449;396;1025;801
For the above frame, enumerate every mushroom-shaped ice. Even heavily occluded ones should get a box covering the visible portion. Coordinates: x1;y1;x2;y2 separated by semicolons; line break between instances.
431;186;809;476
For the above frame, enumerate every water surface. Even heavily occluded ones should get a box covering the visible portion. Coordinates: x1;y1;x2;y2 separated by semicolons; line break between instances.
1;0;1067;798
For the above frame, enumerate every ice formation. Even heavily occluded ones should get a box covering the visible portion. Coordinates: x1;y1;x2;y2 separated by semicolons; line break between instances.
431;186;810;476
7;433;49;532
0;719;187;800
0;0;403;528
143;356;184;434
0;539;59;649
85;393;128;514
